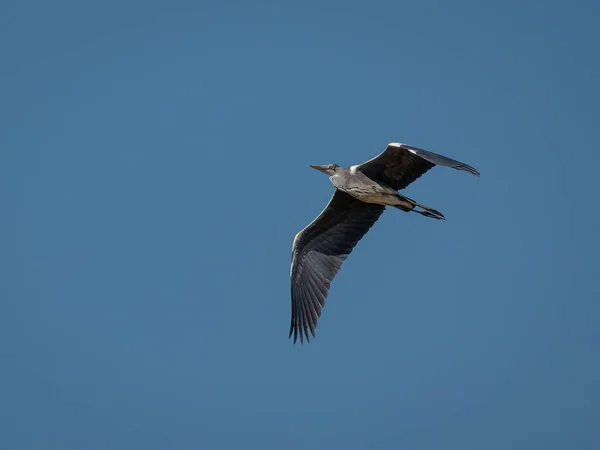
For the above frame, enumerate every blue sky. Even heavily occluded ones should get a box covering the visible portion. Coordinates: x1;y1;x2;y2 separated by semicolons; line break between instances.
2;1;599;449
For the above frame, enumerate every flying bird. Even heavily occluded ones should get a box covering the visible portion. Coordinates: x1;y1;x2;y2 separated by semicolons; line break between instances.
289;142;479;343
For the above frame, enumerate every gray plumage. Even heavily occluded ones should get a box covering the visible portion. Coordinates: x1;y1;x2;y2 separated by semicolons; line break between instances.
289;142;480;344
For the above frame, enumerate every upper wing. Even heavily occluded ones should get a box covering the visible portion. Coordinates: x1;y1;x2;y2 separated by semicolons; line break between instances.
356;143;480;191
289;190;385;343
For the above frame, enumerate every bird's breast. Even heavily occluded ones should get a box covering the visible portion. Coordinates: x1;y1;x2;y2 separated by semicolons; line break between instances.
339;186;392;205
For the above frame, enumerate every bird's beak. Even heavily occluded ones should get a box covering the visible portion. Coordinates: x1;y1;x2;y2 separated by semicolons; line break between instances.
310;164;330;174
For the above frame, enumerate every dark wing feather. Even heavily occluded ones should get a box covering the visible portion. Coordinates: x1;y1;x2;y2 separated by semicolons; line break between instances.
290;190;385;343
357;143;480;191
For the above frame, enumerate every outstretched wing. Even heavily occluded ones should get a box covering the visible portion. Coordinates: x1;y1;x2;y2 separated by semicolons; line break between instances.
290;190;385;343
356;143;480;191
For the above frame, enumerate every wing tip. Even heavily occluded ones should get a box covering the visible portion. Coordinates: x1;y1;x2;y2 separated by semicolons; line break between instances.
288;323;315;345
395;143;481;177
460;164;481;177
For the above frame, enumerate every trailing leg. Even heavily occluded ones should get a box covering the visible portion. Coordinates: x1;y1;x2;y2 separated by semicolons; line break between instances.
412;204;445;220
392;194;445;220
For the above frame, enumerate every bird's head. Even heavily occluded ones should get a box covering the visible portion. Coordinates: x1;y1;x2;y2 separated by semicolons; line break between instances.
310;164;339;176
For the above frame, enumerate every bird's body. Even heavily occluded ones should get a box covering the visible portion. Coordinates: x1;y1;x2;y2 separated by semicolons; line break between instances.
329;167;422;210
331;167;398;204
289;142;480;343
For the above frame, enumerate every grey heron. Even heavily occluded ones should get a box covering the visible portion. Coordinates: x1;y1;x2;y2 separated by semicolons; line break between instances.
289;142;480;343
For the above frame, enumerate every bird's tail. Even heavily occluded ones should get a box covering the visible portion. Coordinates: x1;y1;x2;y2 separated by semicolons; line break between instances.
393;195;445;220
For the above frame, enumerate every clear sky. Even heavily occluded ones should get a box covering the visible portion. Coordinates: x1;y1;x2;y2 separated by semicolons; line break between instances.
2;1;599;449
